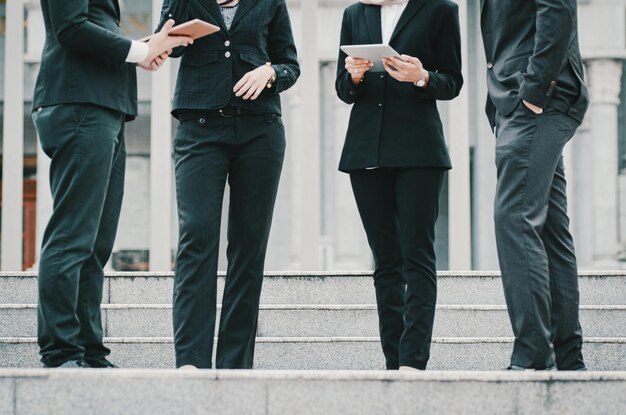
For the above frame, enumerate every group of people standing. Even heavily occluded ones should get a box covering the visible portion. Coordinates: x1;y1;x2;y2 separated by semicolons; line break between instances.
32;0;588;372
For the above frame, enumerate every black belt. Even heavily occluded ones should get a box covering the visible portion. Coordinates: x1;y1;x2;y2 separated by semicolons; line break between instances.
178;106;270;122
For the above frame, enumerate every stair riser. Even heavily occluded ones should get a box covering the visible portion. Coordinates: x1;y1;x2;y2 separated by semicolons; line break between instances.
2;372;624;415
2;275;625;305
1;341;624;371
2;308;625;338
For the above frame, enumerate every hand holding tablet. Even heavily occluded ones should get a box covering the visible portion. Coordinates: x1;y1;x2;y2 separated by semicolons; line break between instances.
140;19;220;42
340;44;402;72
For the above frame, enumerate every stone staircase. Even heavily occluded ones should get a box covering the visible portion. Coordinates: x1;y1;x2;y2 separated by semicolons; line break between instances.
1;271;624;370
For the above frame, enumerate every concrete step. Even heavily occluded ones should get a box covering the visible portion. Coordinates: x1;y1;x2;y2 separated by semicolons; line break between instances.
2;304;625;338
1;370;624;415
1;271;625;305
1;337;624;371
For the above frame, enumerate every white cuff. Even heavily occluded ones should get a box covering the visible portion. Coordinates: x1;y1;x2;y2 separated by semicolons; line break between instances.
125;41;150;63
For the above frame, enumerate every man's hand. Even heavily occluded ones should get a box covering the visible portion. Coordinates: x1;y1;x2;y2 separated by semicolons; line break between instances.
138;51;171;72
139;20;193;69
382;55;427;85
233;65;276;101
345;57;373;86
522;100;544;114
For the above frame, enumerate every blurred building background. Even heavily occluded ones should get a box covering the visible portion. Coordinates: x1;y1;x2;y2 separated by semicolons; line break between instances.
1;0;625;272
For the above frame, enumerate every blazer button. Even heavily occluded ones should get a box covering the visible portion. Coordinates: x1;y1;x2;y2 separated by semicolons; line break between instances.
486;62;493;69
380;75;385;79
225;51;231;58
198;118;206;125
378;103;383;108
225;40;231;47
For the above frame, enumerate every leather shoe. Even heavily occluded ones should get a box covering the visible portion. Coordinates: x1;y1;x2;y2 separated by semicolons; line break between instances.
42;359;88;369
506;365;557;371
87;359;118;368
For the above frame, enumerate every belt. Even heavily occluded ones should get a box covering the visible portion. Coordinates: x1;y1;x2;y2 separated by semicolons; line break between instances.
178;106;267;122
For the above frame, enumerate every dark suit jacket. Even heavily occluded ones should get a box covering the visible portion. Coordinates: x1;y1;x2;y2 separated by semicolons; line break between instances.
158;0;300;117
33;0;138;118
481;0;589;128
336;0;463;172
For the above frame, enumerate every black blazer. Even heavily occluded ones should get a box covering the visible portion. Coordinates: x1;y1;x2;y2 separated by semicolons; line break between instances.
336;0;463;172
33;0;138;118
481;0;589;128
158;0;300;117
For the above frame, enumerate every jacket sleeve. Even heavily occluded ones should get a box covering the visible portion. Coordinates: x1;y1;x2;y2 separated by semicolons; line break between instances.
415;1;463;101
519;0;575;108
156;0;190;58
335;8;360;105
267;0;301;95
45;0;132;62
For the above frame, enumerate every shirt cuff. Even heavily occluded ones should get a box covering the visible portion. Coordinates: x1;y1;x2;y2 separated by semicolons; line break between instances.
125;41;150;63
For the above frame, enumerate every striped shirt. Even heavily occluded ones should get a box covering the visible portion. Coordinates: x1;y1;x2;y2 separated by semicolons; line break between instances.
220;5;239;30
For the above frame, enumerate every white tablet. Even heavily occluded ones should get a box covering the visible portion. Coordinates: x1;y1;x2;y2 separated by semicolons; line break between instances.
340;44;401;72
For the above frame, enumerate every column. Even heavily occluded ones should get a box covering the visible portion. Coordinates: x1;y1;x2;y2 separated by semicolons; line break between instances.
299;0;322;269
447;0;472;270
149;0;173;271
25;1;51;269
2;0;25;270
570;112;593;268
588;59;623;268
468;0;498;270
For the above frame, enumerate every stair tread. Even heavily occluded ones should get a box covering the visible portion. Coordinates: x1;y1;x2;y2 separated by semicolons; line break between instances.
1;368;625;380
3;336;625;343
2;304;625;310
3;271;626;278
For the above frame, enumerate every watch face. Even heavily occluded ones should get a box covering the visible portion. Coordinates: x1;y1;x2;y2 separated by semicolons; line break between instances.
416;80;425;87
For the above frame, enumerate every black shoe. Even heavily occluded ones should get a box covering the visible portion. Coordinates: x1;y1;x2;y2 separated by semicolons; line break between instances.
506;365;557;371
42;359;89;369
86;359;118;368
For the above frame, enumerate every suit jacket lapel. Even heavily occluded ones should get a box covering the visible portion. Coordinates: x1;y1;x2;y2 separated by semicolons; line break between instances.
230;0;257;31
389;0;428;44
197;0;228;31
364;5;383;44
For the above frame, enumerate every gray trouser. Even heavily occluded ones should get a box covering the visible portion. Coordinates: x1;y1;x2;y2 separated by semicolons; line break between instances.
494;103;585;370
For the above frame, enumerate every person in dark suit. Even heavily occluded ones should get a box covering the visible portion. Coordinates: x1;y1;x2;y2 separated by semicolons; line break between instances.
33;0;192;368
481;0;589;371
157;0;299;369
336;0;463;371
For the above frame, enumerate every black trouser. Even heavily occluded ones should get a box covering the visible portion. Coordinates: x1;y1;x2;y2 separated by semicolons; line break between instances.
494;103;585;370
350;168;445;370
173;112;285;369
33;104;126;368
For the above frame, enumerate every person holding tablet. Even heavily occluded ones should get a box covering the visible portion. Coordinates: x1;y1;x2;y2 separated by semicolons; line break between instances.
157;0;300;369
336;0;462;371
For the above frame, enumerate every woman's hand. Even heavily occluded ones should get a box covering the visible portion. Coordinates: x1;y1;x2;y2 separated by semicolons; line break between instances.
345;57;373;86
234;65;276;101
382;54;428;85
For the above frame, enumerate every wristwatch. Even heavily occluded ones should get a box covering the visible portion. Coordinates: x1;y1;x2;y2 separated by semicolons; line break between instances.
414;70;429;88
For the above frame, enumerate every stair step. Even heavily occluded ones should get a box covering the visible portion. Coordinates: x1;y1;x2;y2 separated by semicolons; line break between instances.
1;271;625;305
1;369;624;415
2;304;624;338
2;337;624;371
